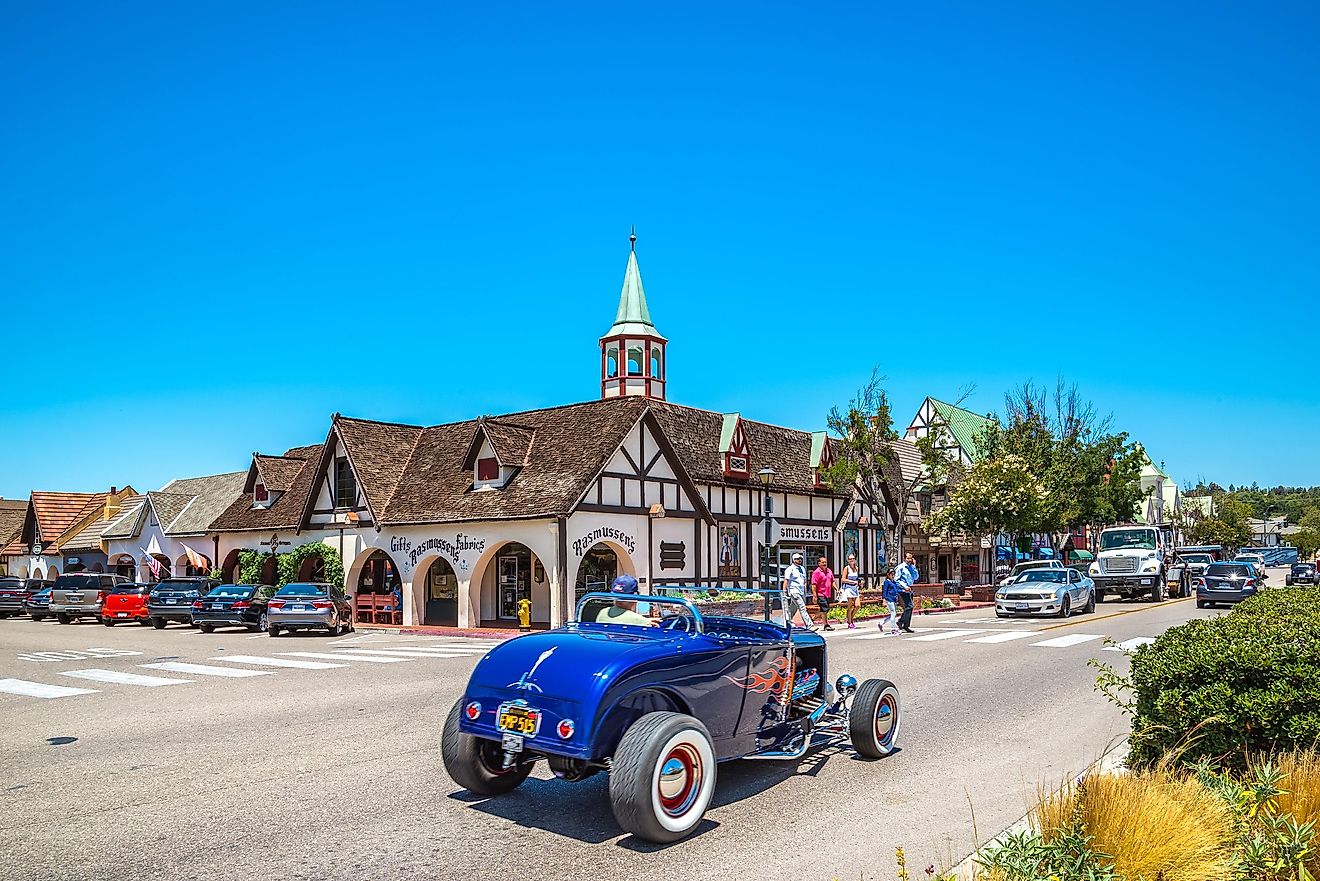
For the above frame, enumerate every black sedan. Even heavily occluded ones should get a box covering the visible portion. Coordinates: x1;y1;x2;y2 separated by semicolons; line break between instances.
1195;562;1260;608
1288;563;1318;586
191;584;277;633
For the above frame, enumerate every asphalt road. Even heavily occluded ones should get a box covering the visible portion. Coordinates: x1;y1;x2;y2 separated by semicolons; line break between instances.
0;580;1259;881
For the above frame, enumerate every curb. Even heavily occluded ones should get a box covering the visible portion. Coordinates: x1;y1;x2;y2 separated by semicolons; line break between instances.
951;741;1131;879
353;624;519;640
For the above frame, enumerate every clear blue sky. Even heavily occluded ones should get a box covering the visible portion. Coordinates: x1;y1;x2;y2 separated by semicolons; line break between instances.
2;1;1317;500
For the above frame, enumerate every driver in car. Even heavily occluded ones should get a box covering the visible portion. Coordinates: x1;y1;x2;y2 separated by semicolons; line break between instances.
595;574;657;627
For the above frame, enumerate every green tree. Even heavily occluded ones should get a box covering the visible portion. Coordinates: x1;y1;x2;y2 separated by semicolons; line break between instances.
1186;496;1254;549
820;368;905;557
925;454;1046;554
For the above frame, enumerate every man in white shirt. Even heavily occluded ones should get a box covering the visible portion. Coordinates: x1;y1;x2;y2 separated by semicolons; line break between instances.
781;552;817;630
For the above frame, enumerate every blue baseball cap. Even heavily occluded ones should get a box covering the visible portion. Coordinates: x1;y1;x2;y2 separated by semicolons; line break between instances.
610;574;639;593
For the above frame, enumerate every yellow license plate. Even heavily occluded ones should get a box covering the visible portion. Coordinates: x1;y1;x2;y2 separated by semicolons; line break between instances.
496;703;542;737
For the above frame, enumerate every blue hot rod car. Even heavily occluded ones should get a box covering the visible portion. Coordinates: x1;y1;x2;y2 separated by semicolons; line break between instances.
441;587;901;843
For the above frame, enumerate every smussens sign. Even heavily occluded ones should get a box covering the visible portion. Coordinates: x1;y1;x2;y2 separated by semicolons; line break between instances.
572;527;636;557
392;534;487;568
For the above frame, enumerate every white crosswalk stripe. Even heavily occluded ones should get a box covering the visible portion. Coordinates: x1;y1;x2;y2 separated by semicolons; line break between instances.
216;655;347;670
280;651;410;663
904;629;987;642
0;678;99;699
141;662;273;678
965;631;1039;644
1030;634;1104;648
1103;637;1157;652
59;669;191;687
331;648;470;658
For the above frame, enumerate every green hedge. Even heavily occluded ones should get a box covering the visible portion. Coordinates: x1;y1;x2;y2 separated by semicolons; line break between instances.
1127;586;1320;770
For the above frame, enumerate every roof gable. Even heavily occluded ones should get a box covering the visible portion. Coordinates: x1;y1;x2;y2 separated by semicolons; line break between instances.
929;398;994;461
210;443;324;532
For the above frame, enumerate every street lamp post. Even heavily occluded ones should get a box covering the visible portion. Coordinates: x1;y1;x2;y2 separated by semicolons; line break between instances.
758;466;776;590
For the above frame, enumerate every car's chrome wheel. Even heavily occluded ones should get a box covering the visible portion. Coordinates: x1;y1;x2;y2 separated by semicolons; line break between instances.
1058;595;1072;618
258;612;268;632
850;678;901;759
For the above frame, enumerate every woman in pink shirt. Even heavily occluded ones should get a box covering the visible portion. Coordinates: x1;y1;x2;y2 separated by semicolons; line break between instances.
811;556;836;631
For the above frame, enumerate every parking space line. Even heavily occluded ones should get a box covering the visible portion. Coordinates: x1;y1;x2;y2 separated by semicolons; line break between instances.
59;669;192;687
332;648;472;658
965;631;1038;644
279;652;410;663
0;678;100;699
141;662;274;678
216;655;347;669
1030;634;1104;648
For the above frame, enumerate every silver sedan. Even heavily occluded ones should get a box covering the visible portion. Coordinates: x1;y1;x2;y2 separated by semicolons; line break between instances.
995;569;1095;618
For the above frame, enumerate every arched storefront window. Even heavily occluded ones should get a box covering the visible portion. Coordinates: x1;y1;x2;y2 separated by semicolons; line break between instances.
575;544;619;603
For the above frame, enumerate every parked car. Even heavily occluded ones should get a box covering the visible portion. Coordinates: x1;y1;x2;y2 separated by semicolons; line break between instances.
1173;552;1216;580
0;578;53;618
996;559;1066;587
267;582;354;636
1195;562;1261;608
192;584;277;633
101;583;154;626
147;576;219;629
49;573;129;624
442;586;900;844
25;586;53;621
1287;562;1317;586
995;568;1095;618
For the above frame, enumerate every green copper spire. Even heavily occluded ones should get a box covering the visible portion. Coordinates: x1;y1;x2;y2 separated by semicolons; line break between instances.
602;228;665;340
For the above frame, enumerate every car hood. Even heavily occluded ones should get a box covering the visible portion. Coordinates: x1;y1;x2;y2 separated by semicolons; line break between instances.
466;626;689;702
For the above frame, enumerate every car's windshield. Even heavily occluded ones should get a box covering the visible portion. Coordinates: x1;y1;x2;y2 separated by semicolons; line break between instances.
1100;529;1157;550
1294;564;1314;573
275;583;328;597
1207;563;1251;577
110;584;145;594
53;574;99;589
1012;562;1051;574
1181;554;1213;564
154;579;205;591
207;586;252;598
1016;570;1067;584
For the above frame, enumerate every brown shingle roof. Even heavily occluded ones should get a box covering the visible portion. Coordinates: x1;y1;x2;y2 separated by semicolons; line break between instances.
383;397;650;524
210;444;324;532
102;495;148;540
158;471;247;534
0;500;28;554
147;492;194;531
254;455;306;493
482;419;536;467
333;416;424;519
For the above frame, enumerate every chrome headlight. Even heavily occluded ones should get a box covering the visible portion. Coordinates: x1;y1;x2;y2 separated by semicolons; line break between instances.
835;674;858;697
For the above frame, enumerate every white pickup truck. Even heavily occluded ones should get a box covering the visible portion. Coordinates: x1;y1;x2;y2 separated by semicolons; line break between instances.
1088;525;1177;602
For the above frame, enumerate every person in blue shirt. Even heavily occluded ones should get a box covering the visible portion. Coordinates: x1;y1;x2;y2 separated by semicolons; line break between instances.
879;569;901;635
894;553;920;633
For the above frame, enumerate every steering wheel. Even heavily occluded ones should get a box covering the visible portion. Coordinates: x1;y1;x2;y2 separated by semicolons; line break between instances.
658;613;693;634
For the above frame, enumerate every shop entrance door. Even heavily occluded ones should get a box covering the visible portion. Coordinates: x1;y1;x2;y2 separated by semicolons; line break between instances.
497;554;527;620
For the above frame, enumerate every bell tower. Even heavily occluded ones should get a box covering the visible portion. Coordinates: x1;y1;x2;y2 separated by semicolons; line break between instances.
600;229;667;400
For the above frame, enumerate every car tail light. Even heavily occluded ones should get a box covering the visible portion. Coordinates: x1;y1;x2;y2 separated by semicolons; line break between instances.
231;600;250;610
464;701;481;721
96;590;107;603
557;718;575;739
1193;578;1205;587
1245;579;1256;588
312;600;333;609
192;600;204;609
268;600;284;610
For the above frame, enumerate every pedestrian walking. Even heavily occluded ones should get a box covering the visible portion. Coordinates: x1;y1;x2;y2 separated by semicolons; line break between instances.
895;552;920;633
839;553;862;629
781;552;817;630
879;569;901;635
811;556;835;631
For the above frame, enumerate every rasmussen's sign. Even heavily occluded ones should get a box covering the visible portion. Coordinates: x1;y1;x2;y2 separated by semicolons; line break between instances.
572;527;637;557
391;534;487;568
773;523;833;544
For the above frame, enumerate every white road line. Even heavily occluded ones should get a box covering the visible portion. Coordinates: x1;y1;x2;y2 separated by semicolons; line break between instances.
0;678;100;699
215;655;347;670
1031;634;1104;648
966;631;1039;644
59;669;192;687
333;649;470;658
278;652;409;663
141;662;274;678
1103;637;1157;652
904;629;987;642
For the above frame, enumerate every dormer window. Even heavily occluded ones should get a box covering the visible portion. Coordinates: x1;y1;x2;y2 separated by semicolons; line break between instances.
720;414;752;479
334;457;357;510
476;457;500;482
253;481;269;507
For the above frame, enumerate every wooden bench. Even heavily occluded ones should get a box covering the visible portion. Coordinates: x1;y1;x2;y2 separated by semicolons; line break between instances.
354;593;402;625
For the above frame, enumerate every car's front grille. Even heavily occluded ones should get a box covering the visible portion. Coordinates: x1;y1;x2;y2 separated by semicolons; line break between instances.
1103;557;1137;574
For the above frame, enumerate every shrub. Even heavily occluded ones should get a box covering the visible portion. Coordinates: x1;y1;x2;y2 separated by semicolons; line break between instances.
1126;586;1320;770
